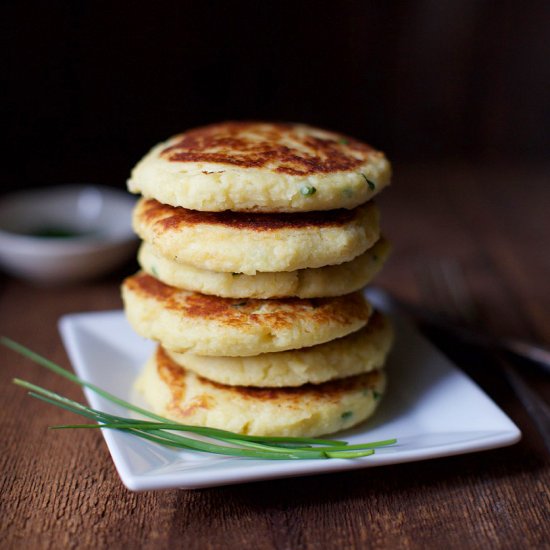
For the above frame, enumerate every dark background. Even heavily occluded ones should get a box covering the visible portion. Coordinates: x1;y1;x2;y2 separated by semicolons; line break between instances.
3;1;549;193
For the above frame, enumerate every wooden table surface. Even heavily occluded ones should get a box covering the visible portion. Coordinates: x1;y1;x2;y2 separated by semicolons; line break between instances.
1;163;549;549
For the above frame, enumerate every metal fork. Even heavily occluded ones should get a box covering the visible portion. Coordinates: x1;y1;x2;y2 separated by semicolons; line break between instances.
416;260;550;372
416;258;550;453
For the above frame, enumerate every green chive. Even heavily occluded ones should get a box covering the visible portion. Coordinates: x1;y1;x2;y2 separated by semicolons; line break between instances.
3;337;397;460
338;138;349;145
325;449;375;459
300;185;316;196
341;411;353;420
360;174;376;191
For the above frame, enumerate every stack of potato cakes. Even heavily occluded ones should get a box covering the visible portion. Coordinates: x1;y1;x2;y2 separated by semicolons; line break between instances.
122;122;393;437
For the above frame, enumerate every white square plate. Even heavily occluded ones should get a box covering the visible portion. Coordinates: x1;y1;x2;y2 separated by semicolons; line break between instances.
58;290;520;491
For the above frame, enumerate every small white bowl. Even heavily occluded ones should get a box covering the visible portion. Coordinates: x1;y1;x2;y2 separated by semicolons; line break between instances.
0;185;138;284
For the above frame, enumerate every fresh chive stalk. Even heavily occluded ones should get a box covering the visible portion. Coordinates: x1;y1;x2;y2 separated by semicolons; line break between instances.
3;337;397;460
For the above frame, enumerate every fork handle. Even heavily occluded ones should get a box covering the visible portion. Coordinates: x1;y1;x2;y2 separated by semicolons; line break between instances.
503;339;550;375
498;357;550;454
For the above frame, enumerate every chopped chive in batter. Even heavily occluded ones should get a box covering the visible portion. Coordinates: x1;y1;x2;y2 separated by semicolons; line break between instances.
300;185;317;196
360;173;376;191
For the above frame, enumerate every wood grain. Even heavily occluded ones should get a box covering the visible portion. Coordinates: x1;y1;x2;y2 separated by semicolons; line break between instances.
1;164;549;549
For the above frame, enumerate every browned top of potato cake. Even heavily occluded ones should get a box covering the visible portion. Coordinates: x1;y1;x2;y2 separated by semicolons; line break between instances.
160;121;378;176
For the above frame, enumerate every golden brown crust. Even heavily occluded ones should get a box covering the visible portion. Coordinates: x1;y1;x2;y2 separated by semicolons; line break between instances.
138;198;363;232
160;121;378;176
167;310;393;387
124;273;371;331
155;346;383;406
